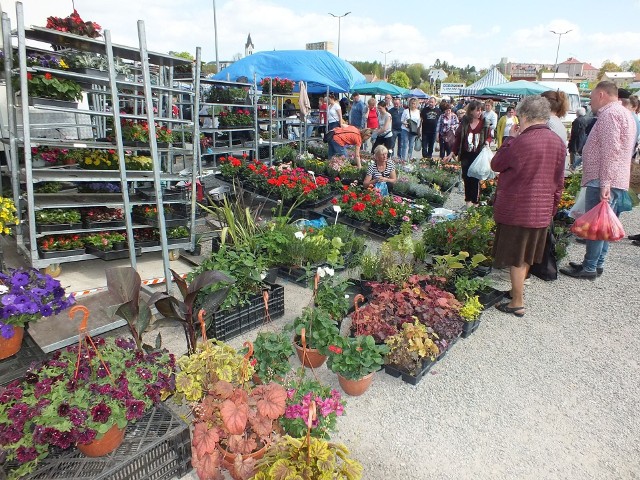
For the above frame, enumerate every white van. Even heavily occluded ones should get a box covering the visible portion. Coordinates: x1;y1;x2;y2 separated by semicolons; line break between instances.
536;81;581;125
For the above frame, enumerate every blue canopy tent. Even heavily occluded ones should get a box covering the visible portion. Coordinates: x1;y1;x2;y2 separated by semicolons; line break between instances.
212;50;366;93
476;80;552;97
459;67;509;96
403;88;429;99
351;81;409;96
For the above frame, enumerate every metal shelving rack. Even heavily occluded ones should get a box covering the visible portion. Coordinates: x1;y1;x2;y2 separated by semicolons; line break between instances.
2;2;200;291
196;77;258;168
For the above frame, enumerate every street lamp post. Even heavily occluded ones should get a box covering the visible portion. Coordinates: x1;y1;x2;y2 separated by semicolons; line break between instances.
550;29;572;79
329;12;351;57
213;0;220;72
380;50;392;80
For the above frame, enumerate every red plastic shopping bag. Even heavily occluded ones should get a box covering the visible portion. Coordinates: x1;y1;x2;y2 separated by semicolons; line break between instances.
570;200;625;241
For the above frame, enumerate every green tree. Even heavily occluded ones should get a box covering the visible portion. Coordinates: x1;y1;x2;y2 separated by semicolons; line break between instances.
598;60;621;80
405;64;424;87
388;71;410;89
626;59;640;73
444;72;463;83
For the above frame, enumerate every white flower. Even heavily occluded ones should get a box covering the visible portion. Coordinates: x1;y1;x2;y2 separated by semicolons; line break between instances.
294;231;305;240
333;205;342;213
316;266;326;278
324;267;335;277
260;271;267;280
0;285;8;294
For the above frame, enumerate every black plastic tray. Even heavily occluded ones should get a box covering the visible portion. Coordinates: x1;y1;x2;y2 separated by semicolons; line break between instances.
0;330;47;387
84;219;126;229
461;318;481;338
36;222;83;233
38;248;86;259
384;358;436;386
86;245;142;260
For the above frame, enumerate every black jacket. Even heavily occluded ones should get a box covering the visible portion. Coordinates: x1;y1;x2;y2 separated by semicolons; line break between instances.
568;115;590;154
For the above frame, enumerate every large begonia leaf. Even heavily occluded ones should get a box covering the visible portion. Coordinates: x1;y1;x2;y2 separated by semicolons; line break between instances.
253;383;287;420
192;421;219;456
220;399;249;435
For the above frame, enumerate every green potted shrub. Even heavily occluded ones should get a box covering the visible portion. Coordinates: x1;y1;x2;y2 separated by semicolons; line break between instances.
327;335;389;396
459;295;483;338
251;331;294;384
252;436;363;480
287;307;340;368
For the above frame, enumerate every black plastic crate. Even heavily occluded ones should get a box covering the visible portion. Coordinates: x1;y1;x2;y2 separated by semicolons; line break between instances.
1;404;192;480
206;283;285;341
0;330;48;386
461;318;481;338
85;246;142;260
36;222;83;233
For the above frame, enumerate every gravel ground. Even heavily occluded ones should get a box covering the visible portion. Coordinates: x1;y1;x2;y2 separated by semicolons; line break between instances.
169;189;640;480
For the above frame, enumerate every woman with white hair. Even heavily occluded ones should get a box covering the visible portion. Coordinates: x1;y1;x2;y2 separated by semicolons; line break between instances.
490;95;567;317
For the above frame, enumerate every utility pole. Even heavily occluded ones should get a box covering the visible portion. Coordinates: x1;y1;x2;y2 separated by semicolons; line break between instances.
380;50;392;81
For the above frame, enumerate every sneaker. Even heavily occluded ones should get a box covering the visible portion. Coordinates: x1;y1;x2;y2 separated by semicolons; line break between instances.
559;266;597;280
568;261;603;276
628;234;640;241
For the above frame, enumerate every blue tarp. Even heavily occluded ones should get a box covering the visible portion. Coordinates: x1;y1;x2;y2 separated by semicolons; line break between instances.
212;50;366;94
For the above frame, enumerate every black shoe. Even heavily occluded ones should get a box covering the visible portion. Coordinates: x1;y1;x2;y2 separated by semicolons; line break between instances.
633;240;640;247
628;234;640;241
575;237;587;244
560;266;597;280
568;261;603;276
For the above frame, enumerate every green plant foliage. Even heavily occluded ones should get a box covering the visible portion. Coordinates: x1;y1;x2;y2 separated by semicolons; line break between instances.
253;436;363;480
252;331;294;383
327;335;389;380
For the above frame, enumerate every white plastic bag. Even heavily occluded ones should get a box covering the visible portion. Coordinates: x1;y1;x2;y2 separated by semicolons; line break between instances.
569;187;587;219
467;145;496;180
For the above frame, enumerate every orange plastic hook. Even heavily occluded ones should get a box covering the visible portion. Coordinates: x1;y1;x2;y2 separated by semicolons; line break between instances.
198;309;207;343
69;305;90;334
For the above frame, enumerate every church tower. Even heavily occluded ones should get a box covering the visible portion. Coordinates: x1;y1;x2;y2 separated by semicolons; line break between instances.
244;34;254;57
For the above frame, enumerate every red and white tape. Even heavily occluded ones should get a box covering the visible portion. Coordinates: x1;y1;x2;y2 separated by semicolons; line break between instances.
72;273;189;297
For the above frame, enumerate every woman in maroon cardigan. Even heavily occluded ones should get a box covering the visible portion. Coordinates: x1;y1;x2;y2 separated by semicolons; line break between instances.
491;95;566;317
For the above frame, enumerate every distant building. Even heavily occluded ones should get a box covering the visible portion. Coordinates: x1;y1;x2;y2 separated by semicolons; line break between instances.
603;71;636;86
306;41;335;54
557;57;598;82
245;34;254;57
500;60;555;81
363;74;378;82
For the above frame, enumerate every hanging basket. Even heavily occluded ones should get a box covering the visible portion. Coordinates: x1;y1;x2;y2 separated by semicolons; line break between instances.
77;424;126;457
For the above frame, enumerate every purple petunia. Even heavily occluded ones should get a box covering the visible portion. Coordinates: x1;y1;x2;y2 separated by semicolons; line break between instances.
10;271;29;287
90;403;111;423
0;323;15;339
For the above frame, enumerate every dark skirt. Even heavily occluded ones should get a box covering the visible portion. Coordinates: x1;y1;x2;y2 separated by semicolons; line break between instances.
492;223;548;268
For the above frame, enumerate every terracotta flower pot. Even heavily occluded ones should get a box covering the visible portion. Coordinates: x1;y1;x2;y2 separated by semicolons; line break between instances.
77;424;126;457
293;341;327;368
337;371;375;396
221;443;268;479
0;326;24;360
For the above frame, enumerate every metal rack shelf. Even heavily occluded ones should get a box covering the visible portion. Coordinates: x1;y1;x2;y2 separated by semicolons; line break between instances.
1;2;201;284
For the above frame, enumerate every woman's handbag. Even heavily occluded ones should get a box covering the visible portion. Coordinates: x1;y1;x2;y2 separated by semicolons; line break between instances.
408;118;420;134
444;128;456;146
414;137;422;152
529;225;557;281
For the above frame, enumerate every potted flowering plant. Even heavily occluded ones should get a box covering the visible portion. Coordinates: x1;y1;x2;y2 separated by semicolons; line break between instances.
30;146;69;167
20;72;83;104
217;108;252;128
120;119;173;144
0;196;19;235
38;234;84;252
0;268;75;359
83;206;124;227
251;331;294;384
45;9;102;38
35;208;82;231
0;336;175;479
260;77;294;94
279;374;345;439
327;335;389;396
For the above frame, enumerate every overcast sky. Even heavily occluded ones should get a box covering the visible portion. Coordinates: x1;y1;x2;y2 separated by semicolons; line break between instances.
2;0;639;70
